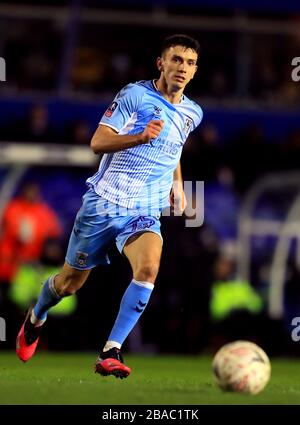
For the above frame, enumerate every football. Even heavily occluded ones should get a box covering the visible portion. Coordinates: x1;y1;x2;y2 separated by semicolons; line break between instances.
212;340;271;394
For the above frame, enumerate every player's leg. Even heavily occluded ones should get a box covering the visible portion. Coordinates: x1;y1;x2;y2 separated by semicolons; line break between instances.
32;263;91;321
123;231;162;281
109;231;162;344
95;232;162;378
16;264;91;362
16;188;114;363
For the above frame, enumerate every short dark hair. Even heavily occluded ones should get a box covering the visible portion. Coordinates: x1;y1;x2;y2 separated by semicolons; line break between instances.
161;34;200;56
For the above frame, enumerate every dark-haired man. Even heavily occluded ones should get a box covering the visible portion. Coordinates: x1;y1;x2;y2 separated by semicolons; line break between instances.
16;34;203;378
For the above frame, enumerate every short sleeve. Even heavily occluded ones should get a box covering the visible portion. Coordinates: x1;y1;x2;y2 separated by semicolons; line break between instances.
192;103;203;130
100;83;142;133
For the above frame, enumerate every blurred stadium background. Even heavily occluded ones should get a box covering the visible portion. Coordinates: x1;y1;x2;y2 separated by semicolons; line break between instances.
0;0;300;360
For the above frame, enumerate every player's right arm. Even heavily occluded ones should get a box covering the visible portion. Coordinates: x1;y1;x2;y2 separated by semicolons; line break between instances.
90;120;164;154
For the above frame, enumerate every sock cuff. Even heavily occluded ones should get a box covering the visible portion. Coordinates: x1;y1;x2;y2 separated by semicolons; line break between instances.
30;310;47;326
48;275;61;299
103;340;121;352
132;279;154;290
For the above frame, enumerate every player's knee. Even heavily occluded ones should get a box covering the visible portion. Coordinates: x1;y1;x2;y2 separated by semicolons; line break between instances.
134;262;159;283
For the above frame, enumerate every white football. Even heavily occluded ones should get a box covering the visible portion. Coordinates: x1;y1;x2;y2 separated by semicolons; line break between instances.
212;340;271;394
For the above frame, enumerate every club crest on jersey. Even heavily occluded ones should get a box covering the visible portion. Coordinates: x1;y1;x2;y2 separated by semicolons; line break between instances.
153;106;162;116
104;101;118;118
184;117;193;135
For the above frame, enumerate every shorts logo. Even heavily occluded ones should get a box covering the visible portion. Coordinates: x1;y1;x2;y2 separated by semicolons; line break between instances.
184;117;193;135
104;101;118;118
131;216;155;233
75;251;88;267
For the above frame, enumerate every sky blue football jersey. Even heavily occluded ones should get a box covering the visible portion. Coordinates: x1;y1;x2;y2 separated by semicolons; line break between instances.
86;80;203;212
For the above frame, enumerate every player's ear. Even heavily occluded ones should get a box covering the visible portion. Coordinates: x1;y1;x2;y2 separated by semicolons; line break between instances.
156;57;164;72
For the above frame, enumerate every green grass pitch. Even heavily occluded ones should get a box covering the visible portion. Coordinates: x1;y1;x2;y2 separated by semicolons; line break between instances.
0;351;300;404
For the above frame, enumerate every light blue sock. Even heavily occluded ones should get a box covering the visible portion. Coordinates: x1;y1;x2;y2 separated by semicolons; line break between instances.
107;279;154;347
33;276;61;321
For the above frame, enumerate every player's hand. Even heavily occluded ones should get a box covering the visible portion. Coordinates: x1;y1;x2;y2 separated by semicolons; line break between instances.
140;119;164;144
169;181;187;216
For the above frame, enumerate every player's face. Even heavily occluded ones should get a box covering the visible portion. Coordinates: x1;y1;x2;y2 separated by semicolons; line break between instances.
158;45;198;90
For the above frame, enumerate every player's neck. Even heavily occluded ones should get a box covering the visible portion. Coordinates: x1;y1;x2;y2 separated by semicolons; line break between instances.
154;78;183;104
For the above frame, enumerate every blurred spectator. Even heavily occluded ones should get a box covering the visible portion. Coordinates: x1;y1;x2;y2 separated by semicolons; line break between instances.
10;238;77;317
3;104;57;143
66;120;92;145
0;182;62;286
7;238;77;349
2;24;28;90
105;52;132;90
1;10;299;107
210;69;230;98
278;80;300;107
205;166;239;240
71;47;106;91
279;129;300;170
22;51;55;91
228;123;280;192
3;20;61;91
182;123;224;182
250;59;279;101
209;254;264;350
156;217;218;353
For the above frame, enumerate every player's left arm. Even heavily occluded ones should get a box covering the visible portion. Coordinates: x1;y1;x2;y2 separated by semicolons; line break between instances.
169;161;187;215
169;104;203;215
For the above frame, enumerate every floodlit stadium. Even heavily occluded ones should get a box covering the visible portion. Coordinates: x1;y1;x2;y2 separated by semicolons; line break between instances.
0;0;300;413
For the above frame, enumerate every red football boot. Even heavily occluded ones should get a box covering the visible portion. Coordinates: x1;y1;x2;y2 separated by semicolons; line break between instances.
95;347;131;379
16;308;44;362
